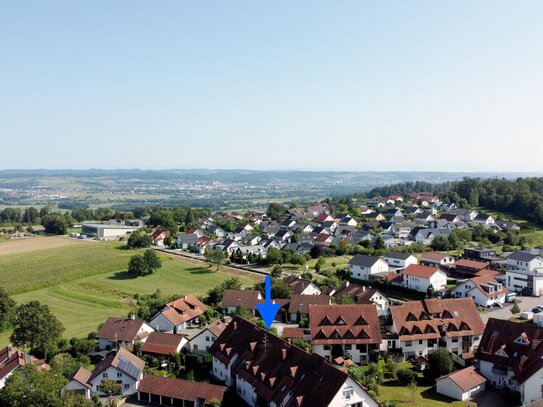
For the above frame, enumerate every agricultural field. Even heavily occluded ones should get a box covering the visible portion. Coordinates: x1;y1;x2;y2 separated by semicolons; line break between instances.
0;239;260;345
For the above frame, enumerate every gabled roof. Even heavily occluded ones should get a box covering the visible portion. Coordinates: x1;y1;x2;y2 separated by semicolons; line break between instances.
96;317;151;342
455;259;490;270
141;332;184;356
220;290;263;310
88;348;145;383
309;304;381;345
287;295;331;314
421;251;451;261
477;318;543;384
349;254;382;268
508;251;542;262
0;346;42;383
437;366;486;391
209;317;369;407
138;375;226;403
401;264;441;279
283;276;320;295
326;281;386;305
70;366;92;389
391;298;484;341
463;275;508;298
154;295;207;326
385;251;414;260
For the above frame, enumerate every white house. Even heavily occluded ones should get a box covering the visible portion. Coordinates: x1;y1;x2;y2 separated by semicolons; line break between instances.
436;366;486;401
64;367;92;399
455;275;507;307
0;346;45;390
149;295;207;333
210;317;379;407
96;317;154;351
477;318;543;405
474;214;495;225
349;254;389;281
384;252;418;269
79;348;145;396
283;276;322;295
421;251;456;268
327;282;391;317
505;251;543;296
399;264;447;292
189;319;230;354
390;298;484;360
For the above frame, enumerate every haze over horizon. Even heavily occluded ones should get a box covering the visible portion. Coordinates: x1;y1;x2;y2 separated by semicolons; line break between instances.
2;1;543;172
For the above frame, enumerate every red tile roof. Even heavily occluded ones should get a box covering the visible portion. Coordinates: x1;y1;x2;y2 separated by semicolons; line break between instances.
391;298;484;341
96;317;151;342
467;275;508;298
455;259;490;270
288;295;331;315
283;276;320;295
141;332;183;356
157;295;207;326
422;251;449;261
138;375;226;403
220;290;263;310
401;264;441;279
282;327;307;339
309;304;381;345
437;366;486;391
70;366;92;389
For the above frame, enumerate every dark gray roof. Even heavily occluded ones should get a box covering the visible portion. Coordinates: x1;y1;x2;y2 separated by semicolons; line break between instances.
385;251;412;260
349;254;382;267
508;251;541;262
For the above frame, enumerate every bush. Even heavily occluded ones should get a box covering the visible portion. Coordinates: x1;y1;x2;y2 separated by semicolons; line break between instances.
396;368;417;385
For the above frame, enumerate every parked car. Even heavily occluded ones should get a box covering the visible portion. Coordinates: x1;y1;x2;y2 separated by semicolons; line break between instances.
532;305;543;314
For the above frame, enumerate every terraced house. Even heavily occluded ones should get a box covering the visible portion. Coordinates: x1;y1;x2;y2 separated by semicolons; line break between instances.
309;304;382;364
209;317;379;407
389;298;484;360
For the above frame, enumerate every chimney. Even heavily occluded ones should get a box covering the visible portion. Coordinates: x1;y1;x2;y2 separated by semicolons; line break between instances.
346;281;350;287
281;348;287;360
233;321;238;331
362;286;365;292
129;313;135;320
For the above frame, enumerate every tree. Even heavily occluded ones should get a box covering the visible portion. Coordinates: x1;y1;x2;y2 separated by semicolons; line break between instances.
374;235;385;250
184;207;195;226
10;301;64;357
127;231;152;249
207;399;222;407
143;249;162;273
257;279;292;299
0;365;93;407
271;265;282;278
0;287;15;331
41;214;68;235
396;367;417;385
101;378;121;403
510;298;521;316
266;247;282;265
50;353;80;379
206;277;243;305
425;348;453;381
267;203;286;221
23;207;39;224
337;294;354;304
128;254;150;276
204;248;226;270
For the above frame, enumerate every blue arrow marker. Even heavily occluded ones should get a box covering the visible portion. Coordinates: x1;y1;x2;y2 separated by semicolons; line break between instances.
256;275;280;329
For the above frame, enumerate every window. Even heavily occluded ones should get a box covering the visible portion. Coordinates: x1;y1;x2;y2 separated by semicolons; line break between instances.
405;341;412;347
452;338;458;343
117;372;122;378
206;336;211;342
323;345;331;351
124;384;129;389
102;373;108;378
419;340;423;345
343;387;354;399
194;345;198;350
345;344;352;350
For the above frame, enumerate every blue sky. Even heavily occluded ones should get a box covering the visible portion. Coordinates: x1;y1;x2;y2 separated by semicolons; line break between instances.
1;1;542;171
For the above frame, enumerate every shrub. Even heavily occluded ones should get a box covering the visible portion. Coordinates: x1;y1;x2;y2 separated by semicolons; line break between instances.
396;368;417;386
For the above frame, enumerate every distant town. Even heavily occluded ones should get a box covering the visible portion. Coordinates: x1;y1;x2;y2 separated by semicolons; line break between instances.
1;176;543;406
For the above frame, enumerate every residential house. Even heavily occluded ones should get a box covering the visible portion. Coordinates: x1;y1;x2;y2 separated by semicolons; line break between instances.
495;220;521;231
151;230;171;246
421;251;456;268
463;247;498;262
141;332;184;358
414;228;450;245
309;304;382;365
288;294;331;323
384;252;418;269
137;376;226;407
284;276;322;295
449;209;478;222
436;366;486;401
220;290;263;315
349;254;389;281
389;298;484;359
210;317;379;407
316;213;334;223
275;229;293;242
454;259;496;278
398;264;447;292
215;238;240;255
327;282;391;316
340;215;357;227
189;319;230;354
150;295;207;333
454;275;507;307
505;250;543;296
74;348;145;397
281;218;297;229
64;367;92;398
477;318;543;405
0;346;46;390
177;233;198;250
438;213;460;223
207;225;226;238
96;317;154;351
315;232;333;246
474;214;495;225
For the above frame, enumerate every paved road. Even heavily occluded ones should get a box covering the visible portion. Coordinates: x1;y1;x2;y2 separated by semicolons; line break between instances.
479;296;543;324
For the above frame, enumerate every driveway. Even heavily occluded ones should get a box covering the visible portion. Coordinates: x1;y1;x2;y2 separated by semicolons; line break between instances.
470;388;517;407
479;296;543;324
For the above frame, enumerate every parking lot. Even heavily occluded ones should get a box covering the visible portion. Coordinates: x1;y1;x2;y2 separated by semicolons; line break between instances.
479;296;543;324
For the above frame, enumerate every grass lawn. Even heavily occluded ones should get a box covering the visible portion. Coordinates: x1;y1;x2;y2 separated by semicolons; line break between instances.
280;255;351;279
0;241;138;294
0;243;259;345
377;381;469;407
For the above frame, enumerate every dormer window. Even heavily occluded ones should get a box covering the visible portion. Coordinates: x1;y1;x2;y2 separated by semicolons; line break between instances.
515;336;529;345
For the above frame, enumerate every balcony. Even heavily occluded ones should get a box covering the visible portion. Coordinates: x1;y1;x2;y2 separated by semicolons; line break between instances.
492;366;508;376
